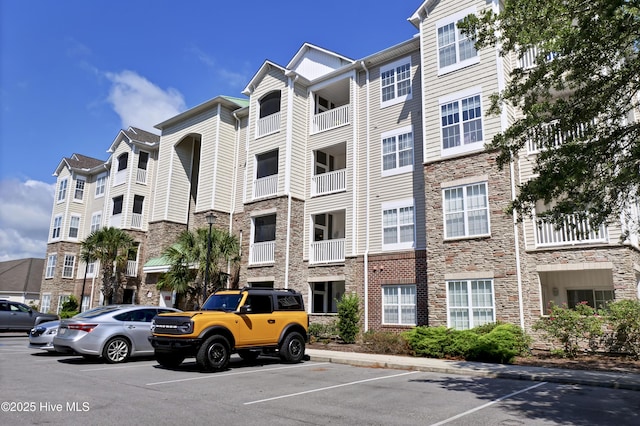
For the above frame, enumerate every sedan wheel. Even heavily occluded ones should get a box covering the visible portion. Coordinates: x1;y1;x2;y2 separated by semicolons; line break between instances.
102;337;131;363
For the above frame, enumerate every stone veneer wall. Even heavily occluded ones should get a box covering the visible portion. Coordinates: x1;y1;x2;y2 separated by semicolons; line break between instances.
425;151;521;328
40;241;83;313
365;250;427;333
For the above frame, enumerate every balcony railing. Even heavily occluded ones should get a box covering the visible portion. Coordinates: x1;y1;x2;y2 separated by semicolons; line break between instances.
310;238;345;264
136;168;147;184
249;241;275;265
311;104;350;134
519;46;559;70
527;120;594;154
131;213;142;229
253;174;278;199
535;214;608;247
311;169;346;197
125;260;138;277
110;214;122;228
256;112;281;138
113;169;127;186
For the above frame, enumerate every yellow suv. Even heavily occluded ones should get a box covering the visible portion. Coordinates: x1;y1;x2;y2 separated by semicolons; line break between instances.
149;287;308;371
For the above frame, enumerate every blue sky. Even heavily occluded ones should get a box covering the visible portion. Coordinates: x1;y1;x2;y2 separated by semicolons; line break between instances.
0;0;420;260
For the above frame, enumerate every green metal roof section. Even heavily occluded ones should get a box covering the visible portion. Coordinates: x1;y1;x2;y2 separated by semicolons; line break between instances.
221;96;249;108
143;256;171;268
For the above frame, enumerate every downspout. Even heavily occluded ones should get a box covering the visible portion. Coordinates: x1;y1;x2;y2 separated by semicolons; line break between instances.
284;73;298;288
360;61;371;331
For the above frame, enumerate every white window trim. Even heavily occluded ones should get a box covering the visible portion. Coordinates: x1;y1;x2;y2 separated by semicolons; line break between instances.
382;284;417;326
436;6;480;76
62;254;75;279
446;279;496;329
95;173;107;198
442;181;491;240
380;57;413;108
40;293;52;313
45;255;56;279
439;87;484;157
381;198;416;251
57;178;68;204
51;215;63;241
381;125;414;177
68;215;81;240
90;211;102;234
73;177;86;202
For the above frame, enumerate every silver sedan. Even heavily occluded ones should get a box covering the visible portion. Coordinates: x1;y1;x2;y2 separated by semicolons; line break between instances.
53;305;180;363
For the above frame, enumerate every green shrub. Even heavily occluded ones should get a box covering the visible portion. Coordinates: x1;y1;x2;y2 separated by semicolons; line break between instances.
604;299;640;359
337;294;360;343
533;302;605;357
467;324;532;364
361;330;410;355
402;326;451;358
59;295;79;319
308;322;338;343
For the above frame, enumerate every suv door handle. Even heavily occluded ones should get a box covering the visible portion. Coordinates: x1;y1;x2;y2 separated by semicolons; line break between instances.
268;319;275;324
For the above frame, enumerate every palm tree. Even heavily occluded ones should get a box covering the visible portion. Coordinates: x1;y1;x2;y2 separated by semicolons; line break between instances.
158;227;240;307
81;227;135;304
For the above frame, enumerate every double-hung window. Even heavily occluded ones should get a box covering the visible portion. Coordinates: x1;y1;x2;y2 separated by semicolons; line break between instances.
90;212;102;233
447;279;494;329
41;294;51;313
383;285;416;325
52;216;62;240
382;199;415;250
45;254;57;278
74;177;85;201
440;89;483;155
68;215;80;239
57;178;68;203
62;255;75;278
95;173;106;197
436;7;479;75
380;57;412;108
443;182;489;239
382;126;413;176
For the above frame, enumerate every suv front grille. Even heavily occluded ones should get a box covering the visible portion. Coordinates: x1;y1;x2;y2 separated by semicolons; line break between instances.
152;316;193;335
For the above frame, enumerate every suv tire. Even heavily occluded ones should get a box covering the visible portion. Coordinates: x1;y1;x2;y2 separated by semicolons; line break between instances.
279;331;305;363
196;335;230;372
155;352;185;369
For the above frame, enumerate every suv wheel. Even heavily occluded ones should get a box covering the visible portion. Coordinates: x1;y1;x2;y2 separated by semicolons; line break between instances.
103;337;131;363
196;335;230;372
279;332;305;363
155;352;185;369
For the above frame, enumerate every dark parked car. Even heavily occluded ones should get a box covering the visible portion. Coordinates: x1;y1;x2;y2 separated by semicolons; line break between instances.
0;299;59;333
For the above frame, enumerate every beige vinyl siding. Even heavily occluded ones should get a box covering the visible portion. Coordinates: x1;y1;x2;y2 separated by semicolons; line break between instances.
288;81;309;200
166;139;194;224
186;108;219;213
355;49;424;254
245;70;288;202
212;106;240;213
151;135;172;222
421;0;500;163
232;114;248;213
304;190;353;260
108;141;134;227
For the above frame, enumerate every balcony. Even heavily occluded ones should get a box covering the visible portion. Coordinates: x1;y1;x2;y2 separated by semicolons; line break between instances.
256;112;280;138
113;169;127;186
136;168;147;184
311;169;346;197
519;46;559;70
249;241;275;265
125;260;138;277
253;174;278;199
535;214;609;247
131;213;142;229
310;239;345;264
110;214;122;228
311;104;350;134
527;120;595;154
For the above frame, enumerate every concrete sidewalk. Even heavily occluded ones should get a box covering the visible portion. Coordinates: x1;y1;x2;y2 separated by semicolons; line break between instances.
306;348;640;391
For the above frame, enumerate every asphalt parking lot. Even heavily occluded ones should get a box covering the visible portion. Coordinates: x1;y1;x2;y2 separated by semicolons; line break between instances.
1;334;638;425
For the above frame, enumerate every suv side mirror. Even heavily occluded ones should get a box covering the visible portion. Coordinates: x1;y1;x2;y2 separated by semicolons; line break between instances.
238;305;252;314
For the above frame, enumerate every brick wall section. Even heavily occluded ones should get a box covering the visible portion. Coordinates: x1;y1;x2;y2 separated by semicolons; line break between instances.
425;151;520;327
365;250;428;333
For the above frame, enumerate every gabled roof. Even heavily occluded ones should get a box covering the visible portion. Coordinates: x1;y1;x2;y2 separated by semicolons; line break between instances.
408;0;439;28
242;60;287;96
108;126;160;153
154;95;249;130
53;153;107;177
0;258;44;295
286;43;354;81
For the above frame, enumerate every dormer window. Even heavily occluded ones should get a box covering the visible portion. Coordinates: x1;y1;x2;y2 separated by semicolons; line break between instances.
259;91;281;118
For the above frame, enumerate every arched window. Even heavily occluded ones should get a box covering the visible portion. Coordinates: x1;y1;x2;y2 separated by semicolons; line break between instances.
117;153;129;171
259;91;281;118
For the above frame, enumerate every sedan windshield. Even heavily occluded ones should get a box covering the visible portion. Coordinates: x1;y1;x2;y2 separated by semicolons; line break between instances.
202;294;242;311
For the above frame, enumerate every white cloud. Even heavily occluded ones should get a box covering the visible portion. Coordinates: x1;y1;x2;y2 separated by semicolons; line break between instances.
105;70;186;133
0;179;54;261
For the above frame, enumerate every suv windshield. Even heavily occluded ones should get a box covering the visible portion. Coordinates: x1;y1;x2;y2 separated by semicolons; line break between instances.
202;294;242;311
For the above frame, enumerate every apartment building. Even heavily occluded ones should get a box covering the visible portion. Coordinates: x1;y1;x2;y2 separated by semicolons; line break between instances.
41;0;640;336
41;127;159;313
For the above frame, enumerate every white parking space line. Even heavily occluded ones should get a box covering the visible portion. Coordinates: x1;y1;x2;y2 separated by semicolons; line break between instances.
146;362;331;386
244;371;420;405
429;382;548;426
